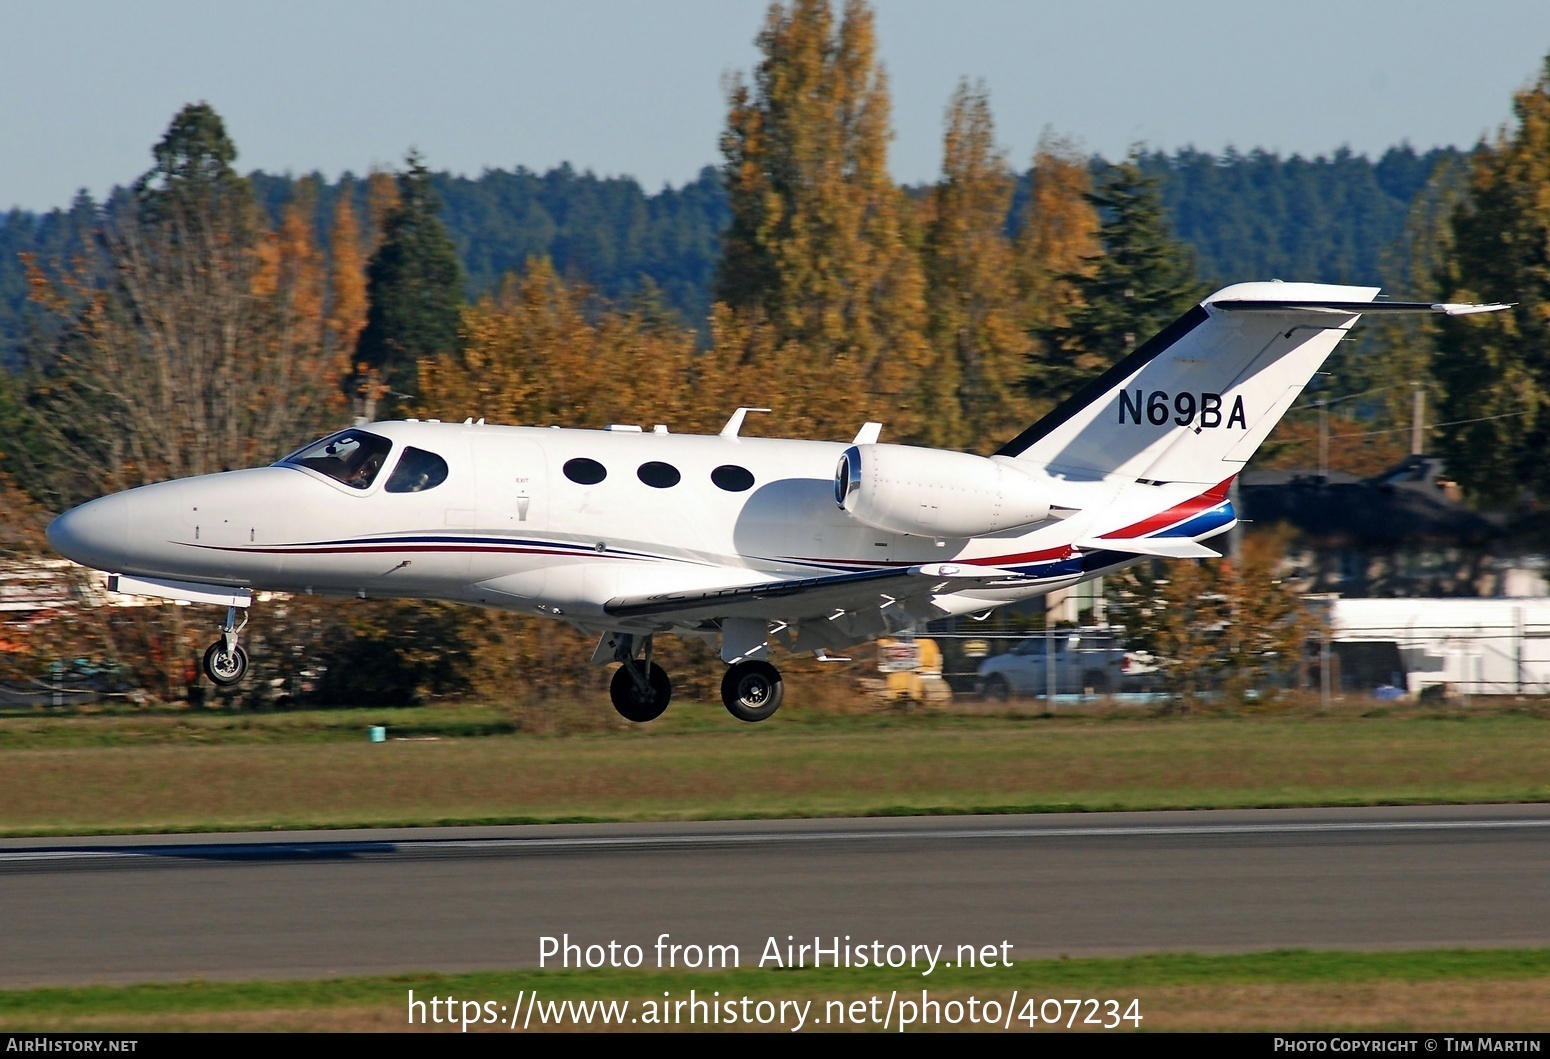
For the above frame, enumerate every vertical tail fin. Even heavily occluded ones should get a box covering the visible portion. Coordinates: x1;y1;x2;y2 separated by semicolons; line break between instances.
997;282;1380;486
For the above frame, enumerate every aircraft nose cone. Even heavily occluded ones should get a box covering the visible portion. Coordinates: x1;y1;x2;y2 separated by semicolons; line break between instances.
47;493;132;571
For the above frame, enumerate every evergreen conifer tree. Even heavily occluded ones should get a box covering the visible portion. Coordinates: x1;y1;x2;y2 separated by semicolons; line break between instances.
1031;156;1203;407
355;150;463;409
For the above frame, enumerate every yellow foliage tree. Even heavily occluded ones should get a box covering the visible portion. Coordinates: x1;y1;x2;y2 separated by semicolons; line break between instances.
716;0;931;443
326;191;369;378
417;258;719;432
363;168;401;257
1109;525;1314;707
1017;133;1101;418
922;81;1034;452
252;178;343;426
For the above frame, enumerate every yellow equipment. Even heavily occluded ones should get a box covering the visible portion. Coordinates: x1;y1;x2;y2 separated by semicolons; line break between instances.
874;637;952;706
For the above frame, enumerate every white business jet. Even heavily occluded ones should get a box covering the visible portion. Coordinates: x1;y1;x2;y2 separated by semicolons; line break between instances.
46;282;1505;721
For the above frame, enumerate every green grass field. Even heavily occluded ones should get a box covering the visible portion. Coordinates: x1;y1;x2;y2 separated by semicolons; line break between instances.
0;699;1545;835
3;949;1546;1032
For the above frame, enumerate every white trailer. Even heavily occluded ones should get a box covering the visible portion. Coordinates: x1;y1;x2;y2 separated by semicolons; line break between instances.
1330;598;1550;696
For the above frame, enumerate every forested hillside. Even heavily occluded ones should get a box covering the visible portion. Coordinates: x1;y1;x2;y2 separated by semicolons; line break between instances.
0;145;1461;364
1137;144;1462;286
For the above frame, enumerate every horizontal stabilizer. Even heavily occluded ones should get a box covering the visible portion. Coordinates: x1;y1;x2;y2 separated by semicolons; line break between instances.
1211;300;1511;316
1077;538;1221;559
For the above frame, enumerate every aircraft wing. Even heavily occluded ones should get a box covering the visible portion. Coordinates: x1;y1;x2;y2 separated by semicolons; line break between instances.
602;562;1042;627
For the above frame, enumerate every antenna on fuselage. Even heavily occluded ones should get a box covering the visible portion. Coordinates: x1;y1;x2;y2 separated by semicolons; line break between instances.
720;407;771;438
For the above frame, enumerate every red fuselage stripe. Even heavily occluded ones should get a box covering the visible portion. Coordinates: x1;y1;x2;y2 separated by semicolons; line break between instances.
1102;477;1234;539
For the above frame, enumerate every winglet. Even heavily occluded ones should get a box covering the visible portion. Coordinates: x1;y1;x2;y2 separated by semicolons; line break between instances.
852;422;882;445
720;407;771;437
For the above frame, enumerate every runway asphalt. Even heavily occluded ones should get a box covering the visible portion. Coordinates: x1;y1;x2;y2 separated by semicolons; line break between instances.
0;804;1546;986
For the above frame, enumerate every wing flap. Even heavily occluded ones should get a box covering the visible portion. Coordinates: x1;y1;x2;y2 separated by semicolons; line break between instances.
603;563;1045;624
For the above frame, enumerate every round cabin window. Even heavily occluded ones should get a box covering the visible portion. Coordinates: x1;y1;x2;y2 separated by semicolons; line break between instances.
711;464;755;492
563;457;607;485
636;461;681;488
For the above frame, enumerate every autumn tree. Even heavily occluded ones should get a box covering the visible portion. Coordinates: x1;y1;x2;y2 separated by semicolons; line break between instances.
355;150;464;411
1015;134;1101;417
325;188;369;374
363;168;402;255
1031;154;1202;408
715;0;931;441
14;103;352;700
1431;55;1550;504
1108;527;1313;706
418;258;711;431
920;81;1033;451
18;102;344;507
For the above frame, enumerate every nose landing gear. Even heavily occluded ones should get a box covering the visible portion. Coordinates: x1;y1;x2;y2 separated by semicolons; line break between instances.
721;659;783;722
609;633;672;722
202;606;250;686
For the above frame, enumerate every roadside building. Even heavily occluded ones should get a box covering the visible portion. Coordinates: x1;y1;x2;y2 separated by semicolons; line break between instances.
1238;455;1542;598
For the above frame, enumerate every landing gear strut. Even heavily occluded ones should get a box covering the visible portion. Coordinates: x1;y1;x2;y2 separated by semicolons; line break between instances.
202;605;249;687
609;633;671;722
721;659;783;722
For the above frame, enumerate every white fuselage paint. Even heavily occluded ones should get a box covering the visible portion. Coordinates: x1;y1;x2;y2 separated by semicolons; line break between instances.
53;420;1145;634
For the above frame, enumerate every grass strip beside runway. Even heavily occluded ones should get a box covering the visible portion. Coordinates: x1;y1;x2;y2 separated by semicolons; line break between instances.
1;949;1546;1032
0;706;1546;835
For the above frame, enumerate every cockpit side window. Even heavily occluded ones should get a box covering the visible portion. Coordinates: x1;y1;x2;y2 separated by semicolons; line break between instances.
280;429;393;490
384;447;449;493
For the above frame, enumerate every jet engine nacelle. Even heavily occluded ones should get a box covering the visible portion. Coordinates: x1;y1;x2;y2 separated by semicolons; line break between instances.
834;443;1052;538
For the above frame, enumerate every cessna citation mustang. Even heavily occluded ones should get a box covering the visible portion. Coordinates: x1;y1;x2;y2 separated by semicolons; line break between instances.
47;283;1506;722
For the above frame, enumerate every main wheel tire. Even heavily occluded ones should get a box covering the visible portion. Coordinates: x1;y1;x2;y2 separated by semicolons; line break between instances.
981;674;1011;702
721;660;783;722
203;642;249;687
1082;668;1111;694
610;661;671;722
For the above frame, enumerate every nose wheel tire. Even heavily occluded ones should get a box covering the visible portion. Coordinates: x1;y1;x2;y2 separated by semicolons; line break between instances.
721;660;783;722
203;642;250;686
610;661;671;722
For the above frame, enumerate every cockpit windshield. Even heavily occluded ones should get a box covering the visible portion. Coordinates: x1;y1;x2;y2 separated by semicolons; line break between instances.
280;429;393;490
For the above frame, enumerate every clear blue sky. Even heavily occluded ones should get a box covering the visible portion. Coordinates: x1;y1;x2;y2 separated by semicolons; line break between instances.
4;0;1549;212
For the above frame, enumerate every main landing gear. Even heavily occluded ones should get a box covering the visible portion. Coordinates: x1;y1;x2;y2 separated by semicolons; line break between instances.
605;634;785;724
609;634;671;722
721;659;784;722
202;605;250;687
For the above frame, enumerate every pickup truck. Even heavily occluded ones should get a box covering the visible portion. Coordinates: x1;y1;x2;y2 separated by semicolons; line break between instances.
976;629;1155;699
